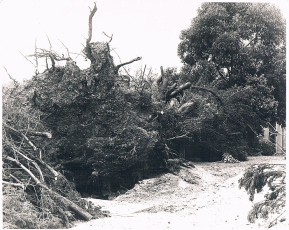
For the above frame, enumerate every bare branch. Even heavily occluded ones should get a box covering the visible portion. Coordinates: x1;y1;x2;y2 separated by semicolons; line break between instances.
3;181;25;189
46;34;52;50
3;67;18;85
114;57;142;73
19;51;36;67
4;155;92;220
141;65;146;79
10;174;22;184
12;148;44;182
35;38;39;74
103;32;113;43
58;39;71;58
112;50;133;77
20;133;37;151
160;66;165;77
167;134;191;141
20;130;52;139
5;156;42;185
87;2;97;44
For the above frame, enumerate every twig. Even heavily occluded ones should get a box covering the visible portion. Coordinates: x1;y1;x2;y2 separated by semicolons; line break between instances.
103;32;113;43
46;34;52;50
10;174;22;184
167;134;191;141
268;210;286;228
35;38;39;74
3;67;18;85
19;51;36;67
58;39;71;58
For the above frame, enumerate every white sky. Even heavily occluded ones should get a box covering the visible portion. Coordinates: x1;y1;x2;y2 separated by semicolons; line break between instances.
0;0;288;83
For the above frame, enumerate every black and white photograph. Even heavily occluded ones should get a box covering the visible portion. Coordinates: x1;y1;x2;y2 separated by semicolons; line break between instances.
0;0;287;229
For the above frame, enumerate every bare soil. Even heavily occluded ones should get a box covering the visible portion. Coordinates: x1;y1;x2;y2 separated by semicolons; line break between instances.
72;156;287;230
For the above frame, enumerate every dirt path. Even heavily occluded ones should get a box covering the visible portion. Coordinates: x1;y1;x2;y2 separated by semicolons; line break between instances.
72;156;286;230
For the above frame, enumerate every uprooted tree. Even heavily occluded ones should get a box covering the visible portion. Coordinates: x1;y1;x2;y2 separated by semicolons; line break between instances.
19;2;211;199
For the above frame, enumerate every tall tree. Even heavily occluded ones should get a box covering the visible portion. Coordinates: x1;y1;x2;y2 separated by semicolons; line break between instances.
178;2;286;127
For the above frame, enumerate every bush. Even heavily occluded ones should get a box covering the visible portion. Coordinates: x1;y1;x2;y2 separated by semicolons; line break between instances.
258;139;276;156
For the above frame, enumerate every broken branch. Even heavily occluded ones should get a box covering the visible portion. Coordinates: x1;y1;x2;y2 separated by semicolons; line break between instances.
114;57;142;73
87;2;97;45
5;156;92;220
20;130;52;139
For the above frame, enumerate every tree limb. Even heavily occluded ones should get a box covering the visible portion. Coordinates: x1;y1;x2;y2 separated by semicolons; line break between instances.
12;148;44;182
20;130;52;139
2;181;25;189
114;57;142;73
87;2;97;45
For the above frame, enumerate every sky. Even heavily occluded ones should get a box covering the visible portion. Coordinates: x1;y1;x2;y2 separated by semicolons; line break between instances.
0;0;288;83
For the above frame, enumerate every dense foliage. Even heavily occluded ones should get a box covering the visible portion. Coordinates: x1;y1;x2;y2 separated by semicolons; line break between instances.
239;164;286;227
175;2;286;159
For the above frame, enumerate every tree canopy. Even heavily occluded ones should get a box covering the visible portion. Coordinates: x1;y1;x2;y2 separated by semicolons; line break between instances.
178;2;285;127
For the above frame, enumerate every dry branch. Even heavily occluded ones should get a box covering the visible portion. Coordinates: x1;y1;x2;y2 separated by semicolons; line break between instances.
103;32;113;43
20;130;52;139
5;156;42;185
2;181;25;189
87;2;97;45
167;134;191;141
12;148;44;182
4;125;58;178
10;174;22;184
5;156;93;221
114;57;142;73
3;67;18;85
20;133;38;151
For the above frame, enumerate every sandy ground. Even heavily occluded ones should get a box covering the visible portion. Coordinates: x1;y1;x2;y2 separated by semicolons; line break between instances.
71;156;287;230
